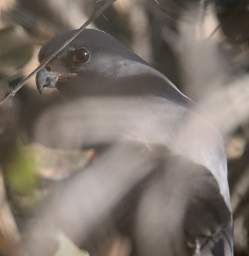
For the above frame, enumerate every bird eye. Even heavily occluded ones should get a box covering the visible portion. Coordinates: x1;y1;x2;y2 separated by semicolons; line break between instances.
72;48;90;64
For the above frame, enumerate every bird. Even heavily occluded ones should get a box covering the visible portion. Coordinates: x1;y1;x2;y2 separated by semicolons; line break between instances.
34;28;233;256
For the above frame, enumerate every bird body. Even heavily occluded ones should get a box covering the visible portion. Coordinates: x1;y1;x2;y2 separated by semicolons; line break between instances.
35;29;233;256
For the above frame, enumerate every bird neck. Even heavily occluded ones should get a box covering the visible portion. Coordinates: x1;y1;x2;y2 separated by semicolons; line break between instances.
115;59;190;103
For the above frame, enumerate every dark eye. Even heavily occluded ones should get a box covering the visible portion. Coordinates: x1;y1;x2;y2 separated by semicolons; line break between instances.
72;48;90;64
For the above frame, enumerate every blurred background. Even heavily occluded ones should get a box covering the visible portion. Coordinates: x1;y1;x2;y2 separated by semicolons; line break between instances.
0;0;249;255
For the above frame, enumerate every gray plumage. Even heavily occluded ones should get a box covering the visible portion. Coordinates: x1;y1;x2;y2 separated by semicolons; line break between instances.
34;29;233;256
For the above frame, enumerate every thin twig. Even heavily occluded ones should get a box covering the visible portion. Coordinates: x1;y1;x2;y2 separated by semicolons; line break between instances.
0;0;117;105
207;23;221;39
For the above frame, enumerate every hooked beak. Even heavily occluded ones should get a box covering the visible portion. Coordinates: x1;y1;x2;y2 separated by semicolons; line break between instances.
36;68;77;94
36;68;59;94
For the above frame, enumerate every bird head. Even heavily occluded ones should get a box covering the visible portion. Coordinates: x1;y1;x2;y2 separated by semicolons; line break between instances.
36;29;145;95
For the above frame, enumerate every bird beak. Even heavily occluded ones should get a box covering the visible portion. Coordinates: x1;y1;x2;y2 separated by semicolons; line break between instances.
36;68;59;94
36;68;78;94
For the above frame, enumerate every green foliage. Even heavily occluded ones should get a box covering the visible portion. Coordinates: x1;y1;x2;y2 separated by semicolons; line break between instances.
5;141;37;196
